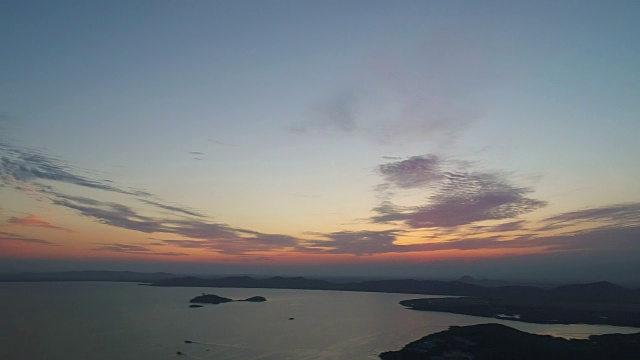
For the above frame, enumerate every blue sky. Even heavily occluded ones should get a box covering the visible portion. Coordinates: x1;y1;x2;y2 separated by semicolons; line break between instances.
1;1;640;282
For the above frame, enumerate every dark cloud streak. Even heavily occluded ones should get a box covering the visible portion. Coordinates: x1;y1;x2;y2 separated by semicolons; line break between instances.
93;243;188;256
0;231;57;246
8;214;72;232
51;196;298;255
541;203;640;231
0;142;206;219
0;144;127;194
162;233;298;255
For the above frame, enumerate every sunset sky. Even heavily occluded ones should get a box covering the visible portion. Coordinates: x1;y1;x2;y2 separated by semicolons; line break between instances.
2;1;639;282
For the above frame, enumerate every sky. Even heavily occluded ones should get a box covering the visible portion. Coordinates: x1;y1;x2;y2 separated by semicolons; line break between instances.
1;0;640;283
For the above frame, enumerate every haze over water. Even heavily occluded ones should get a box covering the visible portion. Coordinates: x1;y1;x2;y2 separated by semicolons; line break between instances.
1;282;637;360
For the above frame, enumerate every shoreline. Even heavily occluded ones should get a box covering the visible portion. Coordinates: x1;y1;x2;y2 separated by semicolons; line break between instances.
399;296;640;328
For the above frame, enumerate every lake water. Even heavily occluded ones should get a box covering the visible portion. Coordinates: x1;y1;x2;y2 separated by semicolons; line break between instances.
1;282;638;360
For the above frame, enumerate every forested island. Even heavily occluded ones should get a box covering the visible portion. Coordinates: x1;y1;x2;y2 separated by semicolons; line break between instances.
379;323;640;360
189;294;267;305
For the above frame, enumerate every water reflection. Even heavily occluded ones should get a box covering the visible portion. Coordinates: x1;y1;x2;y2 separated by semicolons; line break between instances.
0;282;637;360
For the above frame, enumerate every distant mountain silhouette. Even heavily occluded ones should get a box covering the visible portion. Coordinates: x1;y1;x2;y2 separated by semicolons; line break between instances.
150;275;640;303
457;275;511;287
151;276;494;296
0;270;175;283
4;271;636;304
547;281;633;303
4;271;639;308
153;275;337;290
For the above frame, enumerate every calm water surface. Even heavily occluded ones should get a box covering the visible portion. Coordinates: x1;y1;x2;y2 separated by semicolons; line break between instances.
0;282;638;360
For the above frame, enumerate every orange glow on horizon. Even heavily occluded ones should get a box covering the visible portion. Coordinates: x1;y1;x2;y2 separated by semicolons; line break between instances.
0;243;551;267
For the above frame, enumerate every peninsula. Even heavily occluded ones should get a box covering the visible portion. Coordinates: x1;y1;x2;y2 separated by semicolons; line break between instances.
399;281;640;327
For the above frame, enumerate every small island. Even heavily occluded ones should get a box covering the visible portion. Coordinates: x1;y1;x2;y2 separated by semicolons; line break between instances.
189;294;267;305
379;323;640;360
242;296;267;302
190;294;234;304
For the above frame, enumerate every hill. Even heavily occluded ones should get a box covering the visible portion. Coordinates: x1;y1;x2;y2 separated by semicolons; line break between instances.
379;323;640;360
0;270;175;283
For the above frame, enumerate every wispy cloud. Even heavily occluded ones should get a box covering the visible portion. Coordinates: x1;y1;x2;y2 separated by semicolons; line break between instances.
300;155;547;256
2;126;635;260
295;32;490;145
476;220;528;233
534;225;640;253
51;197;235;238
295;87;481;145
540;203;640;231
0;141;204;219
50;195;299;255
93;243;188;256
0;231;56;246
304;230;399;256
136;198;205;218
303;222;640;257
162;233;299;255
372;155;546;229
0;139;304;255
304;229;535;256
188;151;205;161
305;198;640;257
0;143;136;195
295;92;358;134
406;172;546;228
8;214;72;232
